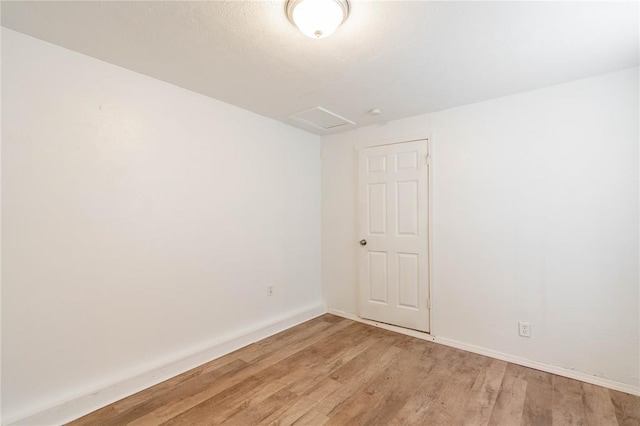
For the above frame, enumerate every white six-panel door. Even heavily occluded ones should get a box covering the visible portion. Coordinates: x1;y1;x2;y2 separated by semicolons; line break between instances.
358;140;430;332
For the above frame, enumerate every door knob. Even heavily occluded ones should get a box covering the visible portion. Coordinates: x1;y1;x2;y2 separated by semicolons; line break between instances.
359;239;367;246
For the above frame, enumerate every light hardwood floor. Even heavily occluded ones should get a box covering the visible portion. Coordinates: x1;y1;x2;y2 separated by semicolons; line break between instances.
70;314;640;425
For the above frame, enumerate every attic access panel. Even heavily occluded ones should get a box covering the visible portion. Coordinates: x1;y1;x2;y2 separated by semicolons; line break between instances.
289;107;355;131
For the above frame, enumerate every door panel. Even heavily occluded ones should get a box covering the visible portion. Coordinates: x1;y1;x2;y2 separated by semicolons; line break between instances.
368;252;388;303
397;180;418;235
397;253;419;309
358;140;430;332
367;155;387;173
367;183;387;235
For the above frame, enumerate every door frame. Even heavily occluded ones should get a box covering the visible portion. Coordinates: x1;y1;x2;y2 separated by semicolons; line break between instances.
354;135;436;336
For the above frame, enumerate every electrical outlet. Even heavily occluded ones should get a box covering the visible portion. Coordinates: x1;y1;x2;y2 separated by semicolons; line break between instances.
518;321;531;337
267;285;274;296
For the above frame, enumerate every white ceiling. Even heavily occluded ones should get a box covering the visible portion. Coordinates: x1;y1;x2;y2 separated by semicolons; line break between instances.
2;1;638;135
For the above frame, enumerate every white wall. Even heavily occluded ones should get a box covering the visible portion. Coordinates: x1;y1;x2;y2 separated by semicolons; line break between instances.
322;67;639;388
1;28;322;423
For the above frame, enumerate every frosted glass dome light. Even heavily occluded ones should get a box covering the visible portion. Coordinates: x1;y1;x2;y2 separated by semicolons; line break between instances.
286;0;350;39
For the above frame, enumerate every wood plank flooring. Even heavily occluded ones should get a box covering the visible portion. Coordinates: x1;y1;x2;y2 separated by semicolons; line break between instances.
69;314;640;426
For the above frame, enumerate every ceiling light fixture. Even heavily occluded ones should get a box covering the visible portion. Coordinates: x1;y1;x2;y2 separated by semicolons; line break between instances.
286;0;350;39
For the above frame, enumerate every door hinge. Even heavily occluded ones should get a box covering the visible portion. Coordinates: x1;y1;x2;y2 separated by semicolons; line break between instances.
424;154;430;165
427;298;431;309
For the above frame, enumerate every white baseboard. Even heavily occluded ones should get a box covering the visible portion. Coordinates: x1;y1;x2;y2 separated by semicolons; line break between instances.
433;336;640;397
7;302;327;426
327;309;640;397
